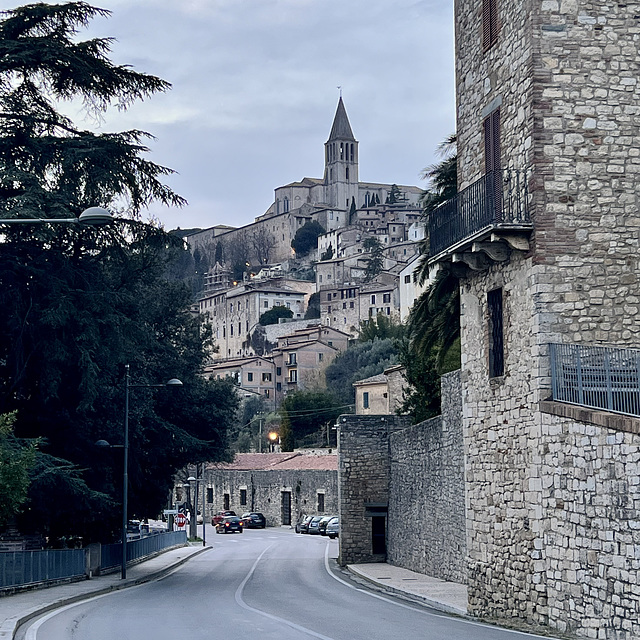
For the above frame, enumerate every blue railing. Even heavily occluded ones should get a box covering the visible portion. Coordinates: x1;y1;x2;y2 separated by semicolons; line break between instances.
550;343;640;417
428;169;531;258
0;530;187;588
101;530;187;570
0;548;85;589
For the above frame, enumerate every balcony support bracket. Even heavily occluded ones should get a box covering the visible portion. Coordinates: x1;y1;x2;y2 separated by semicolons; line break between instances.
491;232;530;252
472;241;510;262
452;252;490;272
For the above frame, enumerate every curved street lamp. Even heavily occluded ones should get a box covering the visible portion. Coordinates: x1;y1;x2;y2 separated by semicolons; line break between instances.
98;364;183;580
0;206;113;226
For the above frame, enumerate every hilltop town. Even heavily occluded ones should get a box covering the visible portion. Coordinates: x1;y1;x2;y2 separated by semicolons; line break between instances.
182;98;428;409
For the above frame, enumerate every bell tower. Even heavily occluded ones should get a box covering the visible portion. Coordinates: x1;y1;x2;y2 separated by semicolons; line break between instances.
324;97;359;211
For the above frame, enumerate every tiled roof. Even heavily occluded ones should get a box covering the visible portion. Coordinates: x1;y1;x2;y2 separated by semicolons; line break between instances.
207;452;337;471
353;373;387;386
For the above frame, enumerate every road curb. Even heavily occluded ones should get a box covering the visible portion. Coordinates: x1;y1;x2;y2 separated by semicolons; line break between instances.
345;565;469;618
5;545;211;640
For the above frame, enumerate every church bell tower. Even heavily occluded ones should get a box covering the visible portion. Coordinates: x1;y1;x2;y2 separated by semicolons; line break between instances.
324;97;359;211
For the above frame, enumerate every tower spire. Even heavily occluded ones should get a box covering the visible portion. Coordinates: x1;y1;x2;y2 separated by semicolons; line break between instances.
327;96;355;142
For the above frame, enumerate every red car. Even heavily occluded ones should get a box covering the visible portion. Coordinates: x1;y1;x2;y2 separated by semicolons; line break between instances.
211;510;236;526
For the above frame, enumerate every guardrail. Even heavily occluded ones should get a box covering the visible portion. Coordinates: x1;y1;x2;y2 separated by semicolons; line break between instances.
550;343;640;417
0;530;187;589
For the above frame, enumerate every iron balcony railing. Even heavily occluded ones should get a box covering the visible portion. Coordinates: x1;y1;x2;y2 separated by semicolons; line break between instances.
428;169;531;258
550;343;640;417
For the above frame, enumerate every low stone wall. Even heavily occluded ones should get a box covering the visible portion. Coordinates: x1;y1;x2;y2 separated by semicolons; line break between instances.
387;371;466;584
204;469;338;527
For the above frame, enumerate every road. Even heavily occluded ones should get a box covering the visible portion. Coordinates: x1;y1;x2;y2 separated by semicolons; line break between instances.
19;526;546;640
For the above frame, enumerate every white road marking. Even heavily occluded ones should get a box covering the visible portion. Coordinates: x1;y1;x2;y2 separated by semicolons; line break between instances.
322;543;559;640
235;544;338;640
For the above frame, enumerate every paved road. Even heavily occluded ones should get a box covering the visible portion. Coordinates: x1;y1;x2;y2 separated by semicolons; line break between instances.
18;528;547;640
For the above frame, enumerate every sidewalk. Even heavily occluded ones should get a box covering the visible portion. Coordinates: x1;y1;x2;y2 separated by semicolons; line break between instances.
347;562;468;617
0;544;208;640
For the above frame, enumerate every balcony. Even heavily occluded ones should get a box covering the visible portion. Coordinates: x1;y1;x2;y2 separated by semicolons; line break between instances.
427;170;532;271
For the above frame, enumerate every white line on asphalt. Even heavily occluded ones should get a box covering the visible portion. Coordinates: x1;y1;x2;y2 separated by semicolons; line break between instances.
235;544;338;640
322;544;559;640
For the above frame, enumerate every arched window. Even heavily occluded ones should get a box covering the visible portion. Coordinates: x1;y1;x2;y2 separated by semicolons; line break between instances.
283;197;289;213
350;144;354;162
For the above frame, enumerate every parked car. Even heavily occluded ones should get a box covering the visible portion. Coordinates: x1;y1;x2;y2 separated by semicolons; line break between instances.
241;512;266;529
295;515;313;533
211;510;236;526
215;516;243;534
318;515;336;536
326;517;339;539
308;516;323;535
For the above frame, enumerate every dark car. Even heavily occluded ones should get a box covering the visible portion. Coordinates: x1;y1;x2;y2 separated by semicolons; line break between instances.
211;510;236;526
318;515;336;536
241;512;266;529
296;515;313;533
216;516;243;534
326;517;339;539
308;516;323;535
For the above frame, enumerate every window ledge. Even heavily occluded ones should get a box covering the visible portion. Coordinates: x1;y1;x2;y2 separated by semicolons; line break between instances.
540;399;640;435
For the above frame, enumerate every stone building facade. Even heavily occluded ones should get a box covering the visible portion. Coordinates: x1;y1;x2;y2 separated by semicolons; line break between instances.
201;452;338;527
387;372;466;584
423;1;640;637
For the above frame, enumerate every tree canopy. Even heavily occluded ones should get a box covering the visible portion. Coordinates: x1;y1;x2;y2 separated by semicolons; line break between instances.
0;2;185;219
291;220;325;257
325;338;399;405
0;2;236;544
279;391;344;451
259;305;293;326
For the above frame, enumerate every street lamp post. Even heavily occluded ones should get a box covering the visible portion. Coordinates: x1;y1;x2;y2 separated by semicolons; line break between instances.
188;465;206;547
99;364;183;580
0;207;113;226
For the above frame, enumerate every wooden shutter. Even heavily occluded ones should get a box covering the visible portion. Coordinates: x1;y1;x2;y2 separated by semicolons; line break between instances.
484;108;502;220
483;0;499;50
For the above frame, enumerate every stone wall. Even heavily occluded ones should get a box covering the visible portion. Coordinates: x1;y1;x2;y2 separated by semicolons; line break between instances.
203;468;338;527
387;371;467;584
337;415;410;565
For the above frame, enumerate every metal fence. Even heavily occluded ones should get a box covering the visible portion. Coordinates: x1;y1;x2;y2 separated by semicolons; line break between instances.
550;343;640;417
0;530;187;589
101;530;187;570
0;548;85;589
428;169;531;258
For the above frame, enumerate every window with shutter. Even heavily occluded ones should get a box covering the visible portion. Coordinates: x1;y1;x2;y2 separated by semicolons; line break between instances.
488;288;504;378
482;0;499;50
484;108;502;221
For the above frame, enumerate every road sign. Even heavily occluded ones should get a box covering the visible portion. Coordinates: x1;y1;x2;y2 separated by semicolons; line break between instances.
175;513;187;527
163;509;178;515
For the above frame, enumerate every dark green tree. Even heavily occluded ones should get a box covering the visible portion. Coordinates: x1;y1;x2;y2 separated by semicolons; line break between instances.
325;338;399;405
358;313;405;343
362;236;384;282
348;197;357;224
291;220;325;257
304;292;321;319
0;412;37;529
0;2;185;219
214;242;224;265
279;391;343;451
386;184;402;204
0;3;237;543
259;305;293;326
320;244;334;261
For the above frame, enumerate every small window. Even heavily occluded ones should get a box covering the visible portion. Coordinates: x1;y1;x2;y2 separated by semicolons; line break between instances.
276;367;282;376
247;372;253;382
240;489;247;506
318;353;324;362
224;493;230;510
488;288;504;377
383;293;391;303
207;488;213;504
276;382;282;392
371;295;376;305
404;275;411;284
262;373;272;382
363;392;369;409
317;493;325;513
483;0;499;51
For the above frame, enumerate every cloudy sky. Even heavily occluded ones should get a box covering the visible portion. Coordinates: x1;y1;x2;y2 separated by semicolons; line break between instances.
6;0;456;230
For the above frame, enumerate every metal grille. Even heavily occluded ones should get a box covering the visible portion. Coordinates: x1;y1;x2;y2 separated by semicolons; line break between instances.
550;343;640;417
428;169;530;258
101;530;187;570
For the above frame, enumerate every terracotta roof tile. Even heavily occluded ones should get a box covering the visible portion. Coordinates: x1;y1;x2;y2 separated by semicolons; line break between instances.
206;452;337;471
